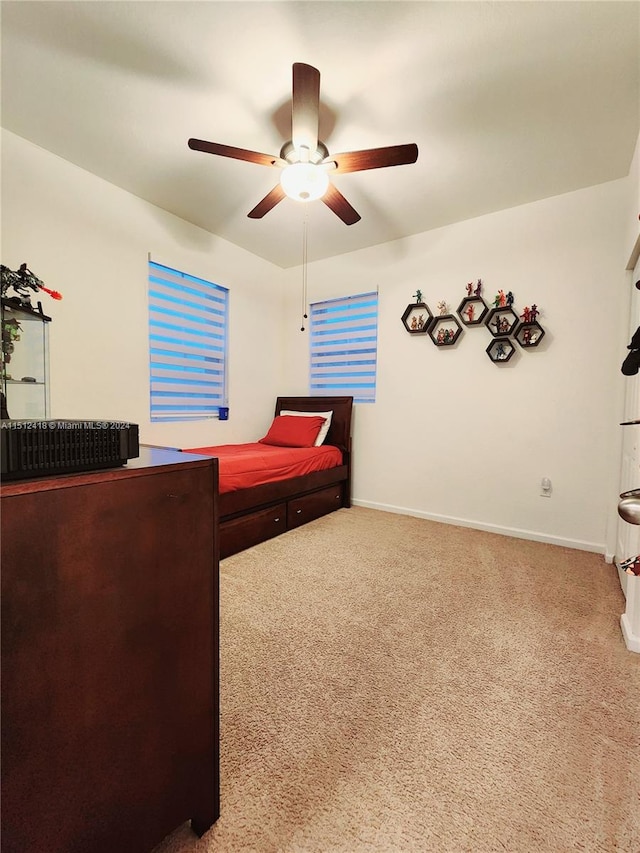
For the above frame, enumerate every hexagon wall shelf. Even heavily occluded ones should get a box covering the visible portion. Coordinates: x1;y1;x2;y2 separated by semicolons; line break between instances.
514;321;545;348
486;337;516;363
401;302;433;334
429;314;463;347
457;296;488;326
485;307;519;337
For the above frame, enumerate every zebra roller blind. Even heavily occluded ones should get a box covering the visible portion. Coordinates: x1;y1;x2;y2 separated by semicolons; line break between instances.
309;291;378;403
148;260;228;421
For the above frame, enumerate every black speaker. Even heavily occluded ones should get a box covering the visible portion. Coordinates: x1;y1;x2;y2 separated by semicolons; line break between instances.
1;419;139;481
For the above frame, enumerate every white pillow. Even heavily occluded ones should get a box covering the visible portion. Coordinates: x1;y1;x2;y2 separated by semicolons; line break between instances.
279;410;333;446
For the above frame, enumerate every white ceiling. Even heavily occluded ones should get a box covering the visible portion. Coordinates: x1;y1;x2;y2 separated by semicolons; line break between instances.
2;1;639;268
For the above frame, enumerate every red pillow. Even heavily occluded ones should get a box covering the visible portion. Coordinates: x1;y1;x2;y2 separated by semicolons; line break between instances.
259;415;326;448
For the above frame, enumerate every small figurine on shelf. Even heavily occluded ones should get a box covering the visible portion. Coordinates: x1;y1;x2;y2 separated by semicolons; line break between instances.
493;290;506;308
474;279;482;297
1;263;62;310
491;316;502;335
496;343;507;359
529;304;539;321
412;289;423;303
437;300;448;315
464;304;475;323
411;316;418;330
466;282;474;296
435;328;455;344
500;316;511;333
506;291;515;306
417;314;425;329
522;328;532;345
1;315;22;380
520;306;531;323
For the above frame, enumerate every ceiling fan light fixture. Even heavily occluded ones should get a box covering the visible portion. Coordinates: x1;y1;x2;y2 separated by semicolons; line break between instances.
189;64;417;224
280;162;329;202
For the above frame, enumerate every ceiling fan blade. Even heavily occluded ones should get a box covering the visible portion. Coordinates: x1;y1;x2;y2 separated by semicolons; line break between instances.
247;184;286;219
328;143;419;174
292;63;320;153
322;183;361;226
188;138;286;168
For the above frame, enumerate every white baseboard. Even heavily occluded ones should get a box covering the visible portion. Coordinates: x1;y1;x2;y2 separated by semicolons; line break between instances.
617;570;640;654
352;499;605;554
621;613;640;653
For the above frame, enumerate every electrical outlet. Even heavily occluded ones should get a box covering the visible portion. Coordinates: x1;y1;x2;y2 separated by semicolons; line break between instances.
540;477;552;497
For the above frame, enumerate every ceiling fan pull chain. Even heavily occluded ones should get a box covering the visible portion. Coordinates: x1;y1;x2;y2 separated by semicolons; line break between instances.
301;214;308;331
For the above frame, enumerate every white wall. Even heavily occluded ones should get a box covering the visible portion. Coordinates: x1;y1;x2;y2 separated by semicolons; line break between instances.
283;179;632;553
3;128;634;555
623;131;640;264
1;130;285;447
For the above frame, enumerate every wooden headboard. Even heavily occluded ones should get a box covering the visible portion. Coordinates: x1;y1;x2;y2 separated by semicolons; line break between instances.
275;396;353;452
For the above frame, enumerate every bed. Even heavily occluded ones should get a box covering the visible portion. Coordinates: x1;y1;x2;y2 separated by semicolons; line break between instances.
185;396;353;558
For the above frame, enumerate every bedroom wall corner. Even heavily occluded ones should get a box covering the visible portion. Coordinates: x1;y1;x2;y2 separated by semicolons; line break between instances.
282;179;630;552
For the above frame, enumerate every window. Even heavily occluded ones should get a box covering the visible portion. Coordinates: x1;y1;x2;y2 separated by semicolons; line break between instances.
148;260;228;421
309;291;378;403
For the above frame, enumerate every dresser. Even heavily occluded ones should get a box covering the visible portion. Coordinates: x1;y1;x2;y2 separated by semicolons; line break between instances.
1;447;220;853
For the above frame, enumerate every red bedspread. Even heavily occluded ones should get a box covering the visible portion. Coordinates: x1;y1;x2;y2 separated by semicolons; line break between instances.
184;442;343;494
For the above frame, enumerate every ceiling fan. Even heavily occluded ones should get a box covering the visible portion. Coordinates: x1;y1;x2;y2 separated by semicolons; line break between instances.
188;63;418;226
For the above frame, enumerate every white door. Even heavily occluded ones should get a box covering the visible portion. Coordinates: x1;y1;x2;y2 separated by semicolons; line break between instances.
616;247;640;567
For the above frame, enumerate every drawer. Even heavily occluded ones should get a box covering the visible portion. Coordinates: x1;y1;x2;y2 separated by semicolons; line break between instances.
220;503;287;559
287;485;344;530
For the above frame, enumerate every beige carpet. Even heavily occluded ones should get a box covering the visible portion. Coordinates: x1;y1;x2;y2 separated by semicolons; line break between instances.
155;506;640;853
